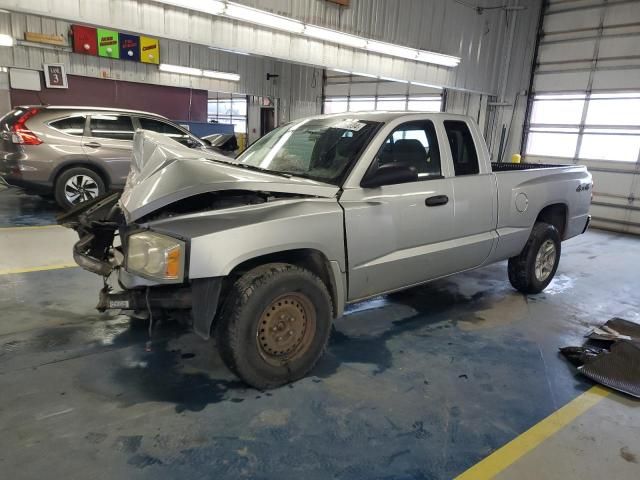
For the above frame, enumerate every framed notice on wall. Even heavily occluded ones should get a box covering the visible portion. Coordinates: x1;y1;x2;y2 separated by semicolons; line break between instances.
43;63;68;89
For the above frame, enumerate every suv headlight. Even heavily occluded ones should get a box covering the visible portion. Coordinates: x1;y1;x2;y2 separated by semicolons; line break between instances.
127;232;185;281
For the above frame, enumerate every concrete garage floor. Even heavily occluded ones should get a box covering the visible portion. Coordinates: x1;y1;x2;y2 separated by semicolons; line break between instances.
1;187;639;479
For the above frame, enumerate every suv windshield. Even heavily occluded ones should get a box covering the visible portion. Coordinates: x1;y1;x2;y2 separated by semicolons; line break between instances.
234;117;381;185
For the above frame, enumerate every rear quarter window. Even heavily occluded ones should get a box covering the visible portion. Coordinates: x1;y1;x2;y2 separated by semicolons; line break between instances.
49;116;86;136
444;120;479;176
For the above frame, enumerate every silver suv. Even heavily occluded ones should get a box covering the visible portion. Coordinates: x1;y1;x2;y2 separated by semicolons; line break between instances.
0;105;212;208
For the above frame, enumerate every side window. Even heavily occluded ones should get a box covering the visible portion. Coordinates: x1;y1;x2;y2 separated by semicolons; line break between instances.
137;117;194;146
373;120;442;182
49;116;86;136
444;120;479;176
89;115;134;141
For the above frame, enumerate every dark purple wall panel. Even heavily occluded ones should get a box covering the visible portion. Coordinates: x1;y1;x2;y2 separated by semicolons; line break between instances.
10;74;207;122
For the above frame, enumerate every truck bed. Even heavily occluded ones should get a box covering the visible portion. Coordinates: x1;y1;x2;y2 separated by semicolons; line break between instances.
491;162;570;172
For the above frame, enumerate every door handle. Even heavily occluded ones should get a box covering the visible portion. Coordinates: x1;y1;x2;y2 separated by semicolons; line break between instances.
84;142;101;148
425;195;449;207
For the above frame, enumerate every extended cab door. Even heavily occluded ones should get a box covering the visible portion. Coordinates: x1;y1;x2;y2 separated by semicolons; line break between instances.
441;119;497;271
340;119;457;301
83;113;136;187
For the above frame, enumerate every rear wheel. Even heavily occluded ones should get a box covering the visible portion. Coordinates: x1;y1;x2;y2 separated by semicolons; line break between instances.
54;167;106;210
215;263;333;389
508;222;561;294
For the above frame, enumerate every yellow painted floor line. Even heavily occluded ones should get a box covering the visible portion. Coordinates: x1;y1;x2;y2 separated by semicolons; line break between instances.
0;224;59;231
455;385;610;480
0;263;78;275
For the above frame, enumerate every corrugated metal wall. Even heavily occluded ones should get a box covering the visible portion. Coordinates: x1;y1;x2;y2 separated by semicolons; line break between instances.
0;0;544;158
0;0;541;95
523;0;640;235
0;10;322;123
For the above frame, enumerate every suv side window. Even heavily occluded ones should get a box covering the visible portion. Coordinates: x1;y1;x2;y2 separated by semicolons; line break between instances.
444;120;479;176
372;120;442;183
89;114;135;141
49;116;86;136
137;117;195;147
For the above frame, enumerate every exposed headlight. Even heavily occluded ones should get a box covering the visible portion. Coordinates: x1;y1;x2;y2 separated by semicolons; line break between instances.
127;232;185;281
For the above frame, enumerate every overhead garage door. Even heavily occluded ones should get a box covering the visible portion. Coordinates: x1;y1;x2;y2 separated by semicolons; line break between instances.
522;0;640;235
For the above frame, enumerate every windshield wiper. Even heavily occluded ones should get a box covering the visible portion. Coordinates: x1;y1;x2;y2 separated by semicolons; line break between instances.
231;162;293;178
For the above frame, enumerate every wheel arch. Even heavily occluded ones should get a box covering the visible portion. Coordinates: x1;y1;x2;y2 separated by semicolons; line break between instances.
50;159;111;190
535;203;568;239
221;248;342;320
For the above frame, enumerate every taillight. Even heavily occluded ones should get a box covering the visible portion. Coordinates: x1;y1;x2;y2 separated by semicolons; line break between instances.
11;108;42;145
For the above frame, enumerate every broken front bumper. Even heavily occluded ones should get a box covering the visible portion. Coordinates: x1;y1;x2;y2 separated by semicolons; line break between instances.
58;193;223;340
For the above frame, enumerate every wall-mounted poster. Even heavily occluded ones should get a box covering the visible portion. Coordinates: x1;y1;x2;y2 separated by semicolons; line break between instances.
71;25;97;55
140;36;159;64
43;63;68;89
97;28;119;58
119;34;140;61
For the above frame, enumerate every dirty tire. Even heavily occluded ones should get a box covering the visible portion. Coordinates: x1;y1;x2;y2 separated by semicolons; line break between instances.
54;167;106;210
215;263;333;389
508;222;561;294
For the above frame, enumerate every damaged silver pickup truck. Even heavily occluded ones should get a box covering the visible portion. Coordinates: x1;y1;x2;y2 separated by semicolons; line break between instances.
59;112;592;388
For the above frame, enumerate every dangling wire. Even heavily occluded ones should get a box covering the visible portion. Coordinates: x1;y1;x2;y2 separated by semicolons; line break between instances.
145;287;154;352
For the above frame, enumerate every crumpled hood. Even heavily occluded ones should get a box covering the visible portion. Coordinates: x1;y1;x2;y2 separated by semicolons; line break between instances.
120;130;340;222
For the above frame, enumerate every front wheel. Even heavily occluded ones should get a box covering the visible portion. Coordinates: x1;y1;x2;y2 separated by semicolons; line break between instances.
215;263;333;389
508;222;561;294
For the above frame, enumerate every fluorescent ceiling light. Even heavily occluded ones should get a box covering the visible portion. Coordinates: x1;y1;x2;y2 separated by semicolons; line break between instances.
379;76;408;84
416;51;460;67
209;46;250;56
304;25;367;49
155;0;225;15
352;71;378;78
411;81;443;90
160;64;240;81
225;2;304;34
0;34;14;47
203;69;240;81
154;0;461;68
159;64;203;76
366;40;417;60
331;68;351;74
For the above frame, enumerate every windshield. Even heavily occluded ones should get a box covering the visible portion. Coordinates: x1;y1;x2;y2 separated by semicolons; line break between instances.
234;117;381;185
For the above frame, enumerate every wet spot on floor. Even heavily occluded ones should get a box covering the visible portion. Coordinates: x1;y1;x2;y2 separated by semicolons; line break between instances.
127;453;163;469
114;435;143;454
85;432;107;444
620;446;638;464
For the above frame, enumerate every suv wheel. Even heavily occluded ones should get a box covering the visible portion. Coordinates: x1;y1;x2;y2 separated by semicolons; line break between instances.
215;263;333;389
54;167;106;209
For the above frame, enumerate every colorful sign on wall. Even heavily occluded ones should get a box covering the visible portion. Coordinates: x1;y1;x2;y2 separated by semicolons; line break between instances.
71;25;159;64
97;29;120;59
119;34;140;62
71;25;98;55
140;36;160;64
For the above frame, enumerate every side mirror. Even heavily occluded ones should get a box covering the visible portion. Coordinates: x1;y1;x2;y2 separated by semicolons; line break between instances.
361;163;418;188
